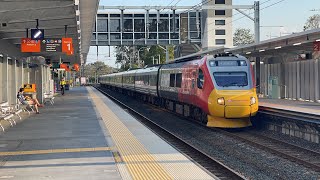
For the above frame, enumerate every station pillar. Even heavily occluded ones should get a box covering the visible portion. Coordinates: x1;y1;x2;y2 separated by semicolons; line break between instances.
2;55;8;102
255;57;260;93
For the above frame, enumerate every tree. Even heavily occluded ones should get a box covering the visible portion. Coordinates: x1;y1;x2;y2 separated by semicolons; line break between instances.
115;46;142;71
143;46;166;65
80;61;113;83
114;45;172;71
233;28;254;46
303;14;320;31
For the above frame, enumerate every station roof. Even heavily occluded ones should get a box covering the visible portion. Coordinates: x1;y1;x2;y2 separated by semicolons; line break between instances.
227;28;320;57
185;28;320;60
0;0;99;64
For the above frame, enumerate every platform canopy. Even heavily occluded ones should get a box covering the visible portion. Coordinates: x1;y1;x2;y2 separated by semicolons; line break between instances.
228;28;320;57
0;0;99;64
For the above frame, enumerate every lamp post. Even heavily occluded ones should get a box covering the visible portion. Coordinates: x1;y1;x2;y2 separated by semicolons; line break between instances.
137;47;149;68
157;45;169;63
95;66;102;84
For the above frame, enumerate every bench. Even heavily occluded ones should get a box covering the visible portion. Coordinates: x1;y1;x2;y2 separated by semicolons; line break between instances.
44;92;55;105
1;101;20;125
0;113;14;132
17;99;35;114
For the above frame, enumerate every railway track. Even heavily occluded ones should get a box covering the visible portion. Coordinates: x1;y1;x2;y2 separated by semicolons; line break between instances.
95;86;246;180
215;129;320;173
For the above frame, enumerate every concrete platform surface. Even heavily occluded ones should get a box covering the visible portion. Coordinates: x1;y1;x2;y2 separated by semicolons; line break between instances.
0;87;216;180
0;87;121;180
259;98;320;116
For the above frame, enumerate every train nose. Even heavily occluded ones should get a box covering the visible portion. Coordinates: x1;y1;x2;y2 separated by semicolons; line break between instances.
208;90;258;118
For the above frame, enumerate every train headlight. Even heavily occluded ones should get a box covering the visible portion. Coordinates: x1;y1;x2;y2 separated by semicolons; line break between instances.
217;97;225;105
250;97;256;105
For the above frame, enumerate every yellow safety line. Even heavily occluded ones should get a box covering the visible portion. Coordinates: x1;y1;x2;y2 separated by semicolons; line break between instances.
88;87;173;180
0;147;111;156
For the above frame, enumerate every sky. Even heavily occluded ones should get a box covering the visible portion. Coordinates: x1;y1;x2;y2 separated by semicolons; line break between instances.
87;0;320;66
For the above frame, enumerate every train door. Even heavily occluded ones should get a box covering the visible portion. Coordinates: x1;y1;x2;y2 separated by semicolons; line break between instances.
190;69;197;104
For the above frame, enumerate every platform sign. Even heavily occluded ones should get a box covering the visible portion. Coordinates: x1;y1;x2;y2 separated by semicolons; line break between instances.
62;38;73;55
41;38;62;52
314;41;320;51
21;38;41;52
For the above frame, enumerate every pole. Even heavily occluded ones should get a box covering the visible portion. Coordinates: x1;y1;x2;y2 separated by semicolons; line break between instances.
152;56;155;64
138;50;140;67
158;54;160;64
166;46;169;63
254;1;260;93
254;1;260;43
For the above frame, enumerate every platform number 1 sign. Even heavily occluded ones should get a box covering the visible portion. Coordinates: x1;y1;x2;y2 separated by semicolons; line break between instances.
62;38;74;55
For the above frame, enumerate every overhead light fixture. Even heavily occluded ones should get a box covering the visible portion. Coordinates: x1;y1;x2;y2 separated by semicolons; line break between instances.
76;10;80;16
246;52;251;54
316;39;320;42
31;29;44;40
259;49;265;52
275;46;281;49
33;30;42;38
78;29;81;34
293;42;301;46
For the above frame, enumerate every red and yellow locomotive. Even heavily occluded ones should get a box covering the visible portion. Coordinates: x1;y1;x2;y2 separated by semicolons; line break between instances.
100;53;258;128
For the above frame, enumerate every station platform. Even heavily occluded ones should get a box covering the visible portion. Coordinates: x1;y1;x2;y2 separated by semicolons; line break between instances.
259;98;320;116
0;87;215;180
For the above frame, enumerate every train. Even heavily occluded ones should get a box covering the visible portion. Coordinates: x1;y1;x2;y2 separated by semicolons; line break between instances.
99;53;258;128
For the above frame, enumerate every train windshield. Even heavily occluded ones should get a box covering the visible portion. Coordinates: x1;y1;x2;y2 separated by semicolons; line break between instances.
213;72;248;87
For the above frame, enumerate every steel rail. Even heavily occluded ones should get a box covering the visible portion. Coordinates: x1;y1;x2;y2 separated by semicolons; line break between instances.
215;129;320;173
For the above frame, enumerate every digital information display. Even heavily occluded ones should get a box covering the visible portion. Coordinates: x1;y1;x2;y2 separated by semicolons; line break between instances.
41;38;62;52
209;60;247;67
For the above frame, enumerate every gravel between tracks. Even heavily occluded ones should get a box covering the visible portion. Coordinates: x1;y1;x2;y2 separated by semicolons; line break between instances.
102;88;320;180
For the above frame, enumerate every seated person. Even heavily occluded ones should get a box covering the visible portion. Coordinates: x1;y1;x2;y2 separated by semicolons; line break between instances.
17;88;43;114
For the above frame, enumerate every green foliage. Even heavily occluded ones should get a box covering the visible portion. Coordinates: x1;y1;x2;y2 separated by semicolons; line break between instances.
304;14;320;31
115;45;173;70
233;28;255;46
168;45;175;61
143;46;166;65
80;61;113;81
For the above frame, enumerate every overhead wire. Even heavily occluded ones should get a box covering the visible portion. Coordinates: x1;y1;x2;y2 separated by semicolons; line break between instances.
160;0;178;13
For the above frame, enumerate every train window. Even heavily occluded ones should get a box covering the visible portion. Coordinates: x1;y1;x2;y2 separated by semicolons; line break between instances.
214;72;248;87
170;74;175;87
198;69;204;89
176;73;182;88
144;75;149;85
150;75;157;86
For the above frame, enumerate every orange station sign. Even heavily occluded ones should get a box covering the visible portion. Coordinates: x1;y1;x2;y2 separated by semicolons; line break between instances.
62;38;74;55
21;37;74;55
21;38;41;52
